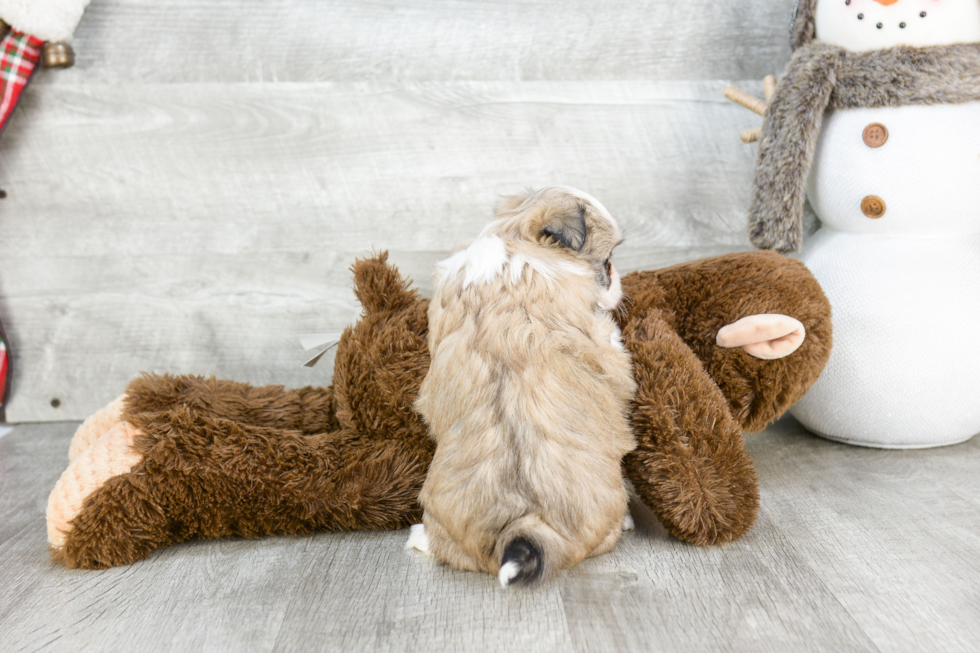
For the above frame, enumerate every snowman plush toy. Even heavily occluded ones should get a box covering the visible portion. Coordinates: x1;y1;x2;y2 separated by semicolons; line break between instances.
747;0;980;447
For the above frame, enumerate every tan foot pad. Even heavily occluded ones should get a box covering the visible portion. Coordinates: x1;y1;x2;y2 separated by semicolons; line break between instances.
47;421;143;548
716;314;806;360
69;395;126;462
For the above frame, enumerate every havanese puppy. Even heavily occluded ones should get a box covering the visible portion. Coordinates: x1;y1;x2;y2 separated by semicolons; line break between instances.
407;186;637;588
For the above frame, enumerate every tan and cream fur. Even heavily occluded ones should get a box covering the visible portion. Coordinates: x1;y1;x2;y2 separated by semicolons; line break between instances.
408;187;637;588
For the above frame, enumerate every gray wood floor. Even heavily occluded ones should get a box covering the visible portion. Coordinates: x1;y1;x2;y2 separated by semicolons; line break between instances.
2;418;978;652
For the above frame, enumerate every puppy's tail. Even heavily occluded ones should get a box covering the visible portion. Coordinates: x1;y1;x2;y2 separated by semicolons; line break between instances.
498;537;544;589
497;515;559;589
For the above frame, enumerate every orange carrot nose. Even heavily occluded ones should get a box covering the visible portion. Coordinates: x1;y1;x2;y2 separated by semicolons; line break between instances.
871;0;900;5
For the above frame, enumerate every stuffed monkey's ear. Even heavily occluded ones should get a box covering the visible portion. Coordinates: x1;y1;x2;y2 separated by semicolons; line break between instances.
542;204;587;252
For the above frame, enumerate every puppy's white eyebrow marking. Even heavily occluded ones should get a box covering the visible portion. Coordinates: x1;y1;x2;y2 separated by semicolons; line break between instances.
526;257;588;281
463;235;509;288
548;258;590;278
506;253;590;285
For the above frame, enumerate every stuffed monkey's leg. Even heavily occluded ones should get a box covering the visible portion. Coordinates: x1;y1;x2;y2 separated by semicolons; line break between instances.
123;373;340;433
69;375;338;462
622;311;759;547
69;396;125;461
621;251;832;433
49;409;432;569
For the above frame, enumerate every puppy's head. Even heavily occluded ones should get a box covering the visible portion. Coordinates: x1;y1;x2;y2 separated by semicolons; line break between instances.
492;187;624;311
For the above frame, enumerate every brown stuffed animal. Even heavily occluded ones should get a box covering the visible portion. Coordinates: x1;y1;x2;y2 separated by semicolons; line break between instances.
46;249;831;569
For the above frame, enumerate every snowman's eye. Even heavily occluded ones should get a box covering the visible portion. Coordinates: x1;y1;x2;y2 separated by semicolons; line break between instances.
920;11;927;17
876;22;883;29
858;13;864;19
899;22;906;28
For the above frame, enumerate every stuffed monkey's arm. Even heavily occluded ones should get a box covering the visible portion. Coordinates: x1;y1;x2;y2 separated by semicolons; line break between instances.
622;309;759;547
619;252;832;434
748;42;843;254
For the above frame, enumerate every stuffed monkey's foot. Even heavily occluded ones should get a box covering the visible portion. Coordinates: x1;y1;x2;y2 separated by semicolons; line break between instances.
47;421;143;549
716;314;805;360
69;396;126;462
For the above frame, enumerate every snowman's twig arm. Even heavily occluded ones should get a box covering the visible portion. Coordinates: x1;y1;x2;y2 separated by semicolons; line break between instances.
740;127;762;144
763;75;777;102
723;75;776;143
723;87;767;116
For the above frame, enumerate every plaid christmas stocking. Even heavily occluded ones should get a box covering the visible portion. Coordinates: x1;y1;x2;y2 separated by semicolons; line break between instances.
0;29;42;136
0;28;34;413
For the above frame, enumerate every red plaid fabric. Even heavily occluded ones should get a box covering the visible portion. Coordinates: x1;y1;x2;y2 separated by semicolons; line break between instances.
0;30;43;134
0;338;7;410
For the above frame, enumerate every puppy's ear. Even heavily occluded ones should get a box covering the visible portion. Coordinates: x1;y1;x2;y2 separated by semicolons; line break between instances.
542;204;587;252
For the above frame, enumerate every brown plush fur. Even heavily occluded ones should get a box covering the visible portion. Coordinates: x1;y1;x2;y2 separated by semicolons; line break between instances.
52;254;435;569
619;251;832;545
749;0;980;253
51;250;831;570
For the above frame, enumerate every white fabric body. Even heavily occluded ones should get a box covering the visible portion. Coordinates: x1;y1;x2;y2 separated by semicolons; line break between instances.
815;0;980;52
791;102;980;447
0;0;91;42
807;102;980;235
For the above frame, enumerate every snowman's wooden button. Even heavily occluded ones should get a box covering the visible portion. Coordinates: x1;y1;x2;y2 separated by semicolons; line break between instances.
861;195;886;218
862;123;888;148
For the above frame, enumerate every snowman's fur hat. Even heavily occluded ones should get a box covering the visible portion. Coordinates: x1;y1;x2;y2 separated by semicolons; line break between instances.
749;1;980;252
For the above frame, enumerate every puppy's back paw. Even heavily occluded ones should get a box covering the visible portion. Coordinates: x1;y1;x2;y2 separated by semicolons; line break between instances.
622;512;635;531
405;523;431;555
69;395;126;462
48;421;143;549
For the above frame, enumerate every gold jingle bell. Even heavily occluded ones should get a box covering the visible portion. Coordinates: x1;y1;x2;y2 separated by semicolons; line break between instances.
42;42;75;69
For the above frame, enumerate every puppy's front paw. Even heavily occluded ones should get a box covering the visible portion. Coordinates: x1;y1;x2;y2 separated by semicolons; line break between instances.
716;314;805;360
622;513;635;531
405;523;431;555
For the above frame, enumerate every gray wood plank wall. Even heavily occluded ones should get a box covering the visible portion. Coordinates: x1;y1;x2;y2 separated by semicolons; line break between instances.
1;0;796;422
